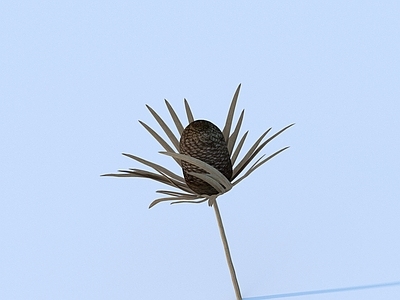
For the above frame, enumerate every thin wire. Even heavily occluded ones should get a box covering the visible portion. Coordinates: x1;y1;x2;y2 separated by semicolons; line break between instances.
243;281;400;300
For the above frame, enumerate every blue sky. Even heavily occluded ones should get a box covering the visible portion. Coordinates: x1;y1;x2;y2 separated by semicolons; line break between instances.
1;1;399;299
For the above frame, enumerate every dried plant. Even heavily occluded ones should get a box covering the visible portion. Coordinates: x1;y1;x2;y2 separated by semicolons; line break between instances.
103;84;293;300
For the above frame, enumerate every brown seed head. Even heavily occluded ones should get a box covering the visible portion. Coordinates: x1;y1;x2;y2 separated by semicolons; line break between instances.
179;120;232;195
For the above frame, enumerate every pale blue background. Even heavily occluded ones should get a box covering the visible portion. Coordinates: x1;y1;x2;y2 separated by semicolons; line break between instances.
1;1;399;299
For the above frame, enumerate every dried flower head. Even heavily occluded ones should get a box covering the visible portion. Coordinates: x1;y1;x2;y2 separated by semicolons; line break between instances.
103;84;294;207
103;84;294;300
180;119;232;195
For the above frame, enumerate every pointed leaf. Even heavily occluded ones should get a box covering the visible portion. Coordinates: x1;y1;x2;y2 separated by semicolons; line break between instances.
122;153;184;183
233;147;289;186
149;196;183;208
227;109;244;156
222;84;241;141
146;105;180;151
156;190;200;198
232;128;271;180
128;168;187;187
138;121;181;166
261;123;295;147
170;198;209;205
232;123;294;180
187;172;228;194
184;98;194;123
165;99;185;135
106;167;192;192
230;131;248;166
101;173;139;177
248;147;289;174
160;151;232;190
129;168;186;184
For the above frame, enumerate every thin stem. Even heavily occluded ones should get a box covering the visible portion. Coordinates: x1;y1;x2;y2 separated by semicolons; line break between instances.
213;199;242;300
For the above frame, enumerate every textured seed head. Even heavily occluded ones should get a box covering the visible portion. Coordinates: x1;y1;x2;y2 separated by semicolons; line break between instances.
179;120;232;195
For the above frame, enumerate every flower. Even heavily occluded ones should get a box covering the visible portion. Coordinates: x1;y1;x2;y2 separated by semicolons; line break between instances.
103;84;293;300
103;84;294;208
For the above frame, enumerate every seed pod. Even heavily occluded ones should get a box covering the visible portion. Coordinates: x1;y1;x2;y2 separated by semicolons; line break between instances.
179;120;232;195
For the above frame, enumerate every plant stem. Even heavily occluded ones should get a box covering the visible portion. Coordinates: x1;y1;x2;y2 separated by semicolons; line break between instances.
213;198;242;300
